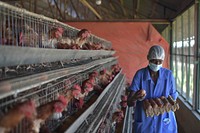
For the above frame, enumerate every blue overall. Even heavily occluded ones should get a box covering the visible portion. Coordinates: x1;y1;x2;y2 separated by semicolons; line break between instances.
130;67;178;133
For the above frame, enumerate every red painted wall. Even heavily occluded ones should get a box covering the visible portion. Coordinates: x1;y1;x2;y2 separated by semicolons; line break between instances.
67;22;170;83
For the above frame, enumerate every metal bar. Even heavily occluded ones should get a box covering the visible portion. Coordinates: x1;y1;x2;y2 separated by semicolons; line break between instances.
90;75;125;133
0;57;117;99
0;1;110;44
54;0;65;20
70;0;80;19
175;21;178;91
181;15;184;95
194;0;200;111
79;0;102;20
186;8;191;100
65;70;123;133
0;45;115;67
155;0;177;12
47;0;55;19
170;22;173;73
66;19;170;24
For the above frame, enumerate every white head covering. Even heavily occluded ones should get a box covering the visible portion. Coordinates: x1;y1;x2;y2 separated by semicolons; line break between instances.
147;45;165;60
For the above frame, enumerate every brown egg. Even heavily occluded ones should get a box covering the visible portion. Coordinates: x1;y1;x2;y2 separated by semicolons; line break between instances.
140;89;146;96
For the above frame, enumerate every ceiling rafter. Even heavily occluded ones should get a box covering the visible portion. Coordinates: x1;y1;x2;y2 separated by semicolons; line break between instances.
54;0;65;20
0;0;195;32
156;1;177;12
79;0;102;20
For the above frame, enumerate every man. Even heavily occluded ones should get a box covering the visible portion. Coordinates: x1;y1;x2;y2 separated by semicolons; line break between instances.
127;45;178;133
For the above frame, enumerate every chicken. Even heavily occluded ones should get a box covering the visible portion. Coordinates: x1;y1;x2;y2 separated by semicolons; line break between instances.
92;42;104;50
57;37;74;49
74;29;91;48
120;101;127;108
1;27;17;46
82;42;94;50
99;69;110;88
72;84;85;109
107;64;121;79
112;110;124;123
72;84;85;100
121;95;127;102
19;24;38;47
42;27;64;48
0;100;36;133
82;76;96;96
30;95;67;133
42;28;59;48
41;34;53;48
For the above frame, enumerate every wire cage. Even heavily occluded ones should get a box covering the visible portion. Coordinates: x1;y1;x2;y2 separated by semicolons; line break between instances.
0;58;118;133
72;73;125;133
0;1;112;48
0;1;115;68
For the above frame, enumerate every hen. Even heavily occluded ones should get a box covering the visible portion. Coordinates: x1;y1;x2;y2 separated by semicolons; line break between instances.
73;29;91;49
30;95;67;133
72;84;85;109
0;100;36;133
99;69;110;88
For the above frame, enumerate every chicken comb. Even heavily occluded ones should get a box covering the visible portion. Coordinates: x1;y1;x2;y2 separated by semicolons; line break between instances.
54;102;64;113
19;99;37;118
58;95;67;106
73;84;81;91
72;90;81;98
57;27;64;33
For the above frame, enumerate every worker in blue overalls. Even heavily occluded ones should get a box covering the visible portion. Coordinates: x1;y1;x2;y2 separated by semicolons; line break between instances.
127;45;178;133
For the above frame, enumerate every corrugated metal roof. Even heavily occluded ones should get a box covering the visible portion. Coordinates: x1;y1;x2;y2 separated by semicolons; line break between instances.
1;0;195;32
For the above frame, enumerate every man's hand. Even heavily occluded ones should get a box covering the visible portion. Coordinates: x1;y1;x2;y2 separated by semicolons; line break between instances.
127;89;146;107
135;89;146;101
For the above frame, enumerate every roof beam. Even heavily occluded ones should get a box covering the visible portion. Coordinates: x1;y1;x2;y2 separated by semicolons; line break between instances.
156;1;177;12
79;0;102;20
66;18;170;24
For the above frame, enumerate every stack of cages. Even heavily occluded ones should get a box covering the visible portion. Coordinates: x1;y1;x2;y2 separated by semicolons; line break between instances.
0;1;120;133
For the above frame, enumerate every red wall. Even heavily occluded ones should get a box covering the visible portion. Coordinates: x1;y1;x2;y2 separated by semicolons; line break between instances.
67;22;170;83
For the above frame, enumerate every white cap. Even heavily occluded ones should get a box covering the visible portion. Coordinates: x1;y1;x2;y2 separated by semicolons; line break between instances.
147;45;165;60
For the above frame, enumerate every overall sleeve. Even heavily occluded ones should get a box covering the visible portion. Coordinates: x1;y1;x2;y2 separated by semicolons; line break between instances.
169;72;178;100
130;71;141;92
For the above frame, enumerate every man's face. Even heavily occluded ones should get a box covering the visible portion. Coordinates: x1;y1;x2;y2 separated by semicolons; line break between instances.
149;59;163;65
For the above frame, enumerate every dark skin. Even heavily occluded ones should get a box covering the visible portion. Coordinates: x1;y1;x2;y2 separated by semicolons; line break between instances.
127;59;163;106
149;59;163;83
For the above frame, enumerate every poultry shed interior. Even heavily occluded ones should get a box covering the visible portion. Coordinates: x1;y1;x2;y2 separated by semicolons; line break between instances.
0;0;200;133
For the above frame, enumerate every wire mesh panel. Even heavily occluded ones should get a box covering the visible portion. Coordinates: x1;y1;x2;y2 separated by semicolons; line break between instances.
72;73;125;133
0;58;118;133
0;1;112;48
0;1;114;68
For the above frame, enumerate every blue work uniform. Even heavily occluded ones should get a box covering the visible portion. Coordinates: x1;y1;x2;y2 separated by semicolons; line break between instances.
130;66;178;133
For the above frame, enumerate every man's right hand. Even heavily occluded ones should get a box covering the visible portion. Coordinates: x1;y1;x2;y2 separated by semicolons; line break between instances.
127;89;146;107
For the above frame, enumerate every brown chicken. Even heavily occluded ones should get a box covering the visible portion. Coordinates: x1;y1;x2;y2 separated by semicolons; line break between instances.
74;29;91;49
99;69;110;88
112;110;124;123
72;84;85;109
82;77;95;96
30;95;67;133
0;100;36;133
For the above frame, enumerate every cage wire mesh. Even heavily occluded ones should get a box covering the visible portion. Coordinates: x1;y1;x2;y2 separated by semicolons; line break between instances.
0;59;118;133
0;1;112;48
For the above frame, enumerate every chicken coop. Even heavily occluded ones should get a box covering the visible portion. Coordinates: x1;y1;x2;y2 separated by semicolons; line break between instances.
0;0;200;133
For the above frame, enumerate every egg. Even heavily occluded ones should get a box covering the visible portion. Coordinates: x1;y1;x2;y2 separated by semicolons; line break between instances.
140;89;146;96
